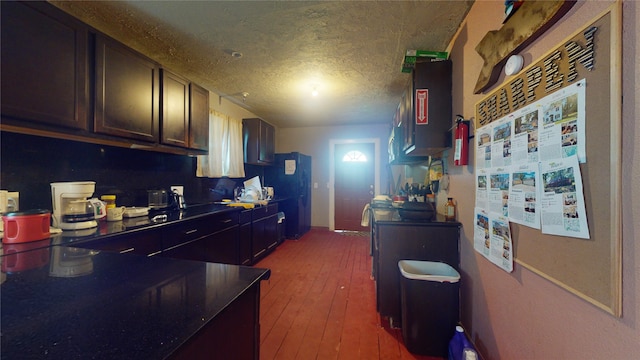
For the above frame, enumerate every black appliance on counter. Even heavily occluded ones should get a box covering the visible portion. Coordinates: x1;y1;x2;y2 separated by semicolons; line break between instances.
265;152;311;239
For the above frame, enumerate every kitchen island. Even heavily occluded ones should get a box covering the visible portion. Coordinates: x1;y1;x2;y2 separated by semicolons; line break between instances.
0;247;270;359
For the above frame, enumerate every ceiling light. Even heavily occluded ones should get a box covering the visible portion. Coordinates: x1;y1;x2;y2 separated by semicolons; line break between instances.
231;51;243;59
311;86;319;97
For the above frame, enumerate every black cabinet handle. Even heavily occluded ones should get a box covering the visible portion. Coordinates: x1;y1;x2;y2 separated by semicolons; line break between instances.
120;247;135;254
185;229;197;235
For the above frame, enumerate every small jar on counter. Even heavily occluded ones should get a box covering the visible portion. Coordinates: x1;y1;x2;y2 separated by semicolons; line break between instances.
100;195;116;209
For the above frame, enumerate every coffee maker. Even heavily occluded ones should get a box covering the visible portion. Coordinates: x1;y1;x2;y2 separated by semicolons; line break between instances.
51;181;98;231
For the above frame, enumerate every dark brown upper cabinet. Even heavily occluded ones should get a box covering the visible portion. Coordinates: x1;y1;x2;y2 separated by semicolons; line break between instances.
161;69;189;147
94;34;159;143
401;60;452;157
0;1;89;130
243;118;275;165
188;83;209;151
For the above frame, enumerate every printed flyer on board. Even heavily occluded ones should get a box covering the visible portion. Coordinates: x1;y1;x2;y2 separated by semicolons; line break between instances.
473;80;589;272
475;168;489;210
476;125;492;170
539;155;590;239
488;168;510;217
474;207;513;273
511;105;541;165
508;163;540;229
539;79;587;163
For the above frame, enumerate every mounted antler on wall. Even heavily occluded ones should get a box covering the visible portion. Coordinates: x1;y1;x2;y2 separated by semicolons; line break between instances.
473;0;576;94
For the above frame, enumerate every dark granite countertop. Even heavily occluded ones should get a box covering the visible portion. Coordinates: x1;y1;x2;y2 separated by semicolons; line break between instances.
0;247;270;359
1;198;289;255
372;207;462;227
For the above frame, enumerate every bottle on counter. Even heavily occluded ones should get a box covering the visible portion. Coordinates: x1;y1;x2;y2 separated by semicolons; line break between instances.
445;197;456;221
101;195;116;209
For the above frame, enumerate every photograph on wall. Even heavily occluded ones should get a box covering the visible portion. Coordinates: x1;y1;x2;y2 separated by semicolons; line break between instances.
539;155;590;239
508;163;541;229
488;168;511;217
538;79;587;163
511;105;541;164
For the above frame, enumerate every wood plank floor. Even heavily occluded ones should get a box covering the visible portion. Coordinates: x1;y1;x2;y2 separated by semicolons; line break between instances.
254;228;444;360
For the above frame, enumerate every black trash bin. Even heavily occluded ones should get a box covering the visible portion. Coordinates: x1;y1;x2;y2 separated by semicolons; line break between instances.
398;260;460;357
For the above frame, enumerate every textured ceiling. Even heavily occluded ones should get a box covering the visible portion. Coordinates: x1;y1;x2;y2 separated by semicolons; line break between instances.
51;1;473;128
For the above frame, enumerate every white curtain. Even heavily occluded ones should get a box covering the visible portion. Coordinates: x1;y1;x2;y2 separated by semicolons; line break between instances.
225;116;245;178
196;111;245;178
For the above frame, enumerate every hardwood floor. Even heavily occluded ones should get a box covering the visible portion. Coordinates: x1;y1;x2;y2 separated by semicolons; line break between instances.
255;228;444;360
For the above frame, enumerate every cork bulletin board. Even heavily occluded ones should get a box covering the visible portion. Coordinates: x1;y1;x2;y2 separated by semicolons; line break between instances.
474;3;622;316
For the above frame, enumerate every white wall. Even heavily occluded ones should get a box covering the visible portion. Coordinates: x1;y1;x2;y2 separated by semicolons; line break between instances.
448;1;640;359
275;124;390;228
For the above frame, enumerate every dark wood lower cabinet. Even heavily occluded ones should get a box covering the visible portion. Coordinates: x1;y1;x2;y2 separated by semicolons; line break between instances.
251;204;279;263
373;219;460;328
71;229;162;256
161;212;239;264
162;225;239;264
73;204;281;267
239;209;253;266
168;282;261;360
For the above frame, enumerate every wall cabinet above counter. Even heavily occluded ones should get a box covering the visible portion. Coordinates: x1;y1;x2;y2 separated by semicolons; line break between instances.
389;60;452;164
243;118;275;165
0;1;209;156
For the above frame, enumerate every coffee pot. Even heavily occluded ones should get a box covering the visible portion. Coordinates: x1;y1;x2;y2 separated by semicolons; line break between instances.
51;181;98;230
170;190;186;210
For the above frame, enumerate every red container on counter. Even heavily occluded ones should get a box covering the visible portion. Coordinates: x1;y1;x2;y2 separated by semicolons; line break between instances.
2;209;51;244
1;239;50;273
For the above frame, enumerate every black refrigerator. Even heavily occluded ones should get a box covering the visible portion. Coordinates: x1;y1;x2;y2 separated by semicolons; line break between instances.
265;152;311;239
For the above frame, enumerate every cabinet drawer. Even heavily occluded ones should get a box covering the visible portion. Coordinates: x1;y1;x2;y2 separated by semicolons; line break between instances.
162;212;238;250
239;209;252;225
252;203;278;219
72;230;162;257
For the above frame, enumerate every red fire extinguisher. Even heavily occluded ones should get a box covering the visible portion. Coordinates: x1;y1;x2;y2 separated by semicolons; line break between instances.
454;115;470;166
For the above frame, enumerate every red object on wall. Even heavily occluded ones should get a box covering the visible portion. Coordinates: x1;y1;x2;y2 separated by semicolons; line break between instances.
415;89;428;124
454;118;469;166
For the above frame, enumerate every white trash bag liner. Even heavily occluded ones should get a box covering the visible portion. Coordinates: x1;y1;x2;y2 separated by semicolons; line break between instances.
398;260;460;283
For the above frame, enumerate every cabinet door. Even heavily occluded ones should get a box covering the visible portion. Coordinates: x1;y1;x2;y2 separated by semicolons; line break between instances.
243;118;275;165
405;60;452;156
402;79;414;152
1;2;88;130
189;83;209;151
239;222;253;266
203;226;239;264
243;118;261;164
251;217;267;262
161;69;189;147
260;122;275;163
95;35;159;142
265;213;279;251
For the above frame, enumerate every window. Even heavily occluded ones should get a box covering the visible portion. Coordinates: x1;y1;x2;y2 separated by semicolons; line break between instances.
196;111;245;178
342;150;367;162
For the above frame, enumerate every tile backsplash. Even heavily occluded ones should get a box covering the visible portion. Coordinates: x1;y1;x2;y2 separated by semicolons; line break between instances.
0;132;239;211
